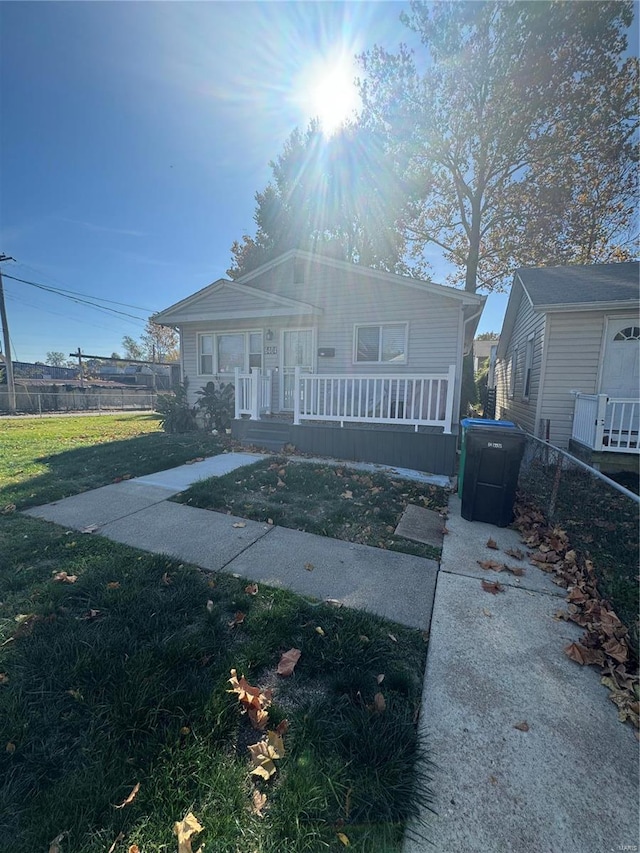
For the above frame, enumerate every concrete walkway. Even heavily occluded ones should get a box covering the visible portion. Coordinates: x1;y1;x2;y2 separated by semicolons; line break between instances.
23;452;639;851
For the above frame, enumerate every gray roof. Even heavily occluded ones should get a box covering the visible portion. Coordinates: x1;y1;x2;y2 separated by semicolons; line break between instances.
517;261;639;307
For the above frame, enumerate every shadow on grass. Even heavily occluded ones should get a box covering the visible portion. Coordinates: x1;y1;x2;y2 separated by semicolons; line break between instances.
2;430;225;510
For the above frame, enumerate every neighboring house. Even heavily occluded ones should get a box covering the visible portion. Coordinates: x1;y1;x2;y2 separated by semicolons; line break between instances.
494;261;639;469
154;250;486;474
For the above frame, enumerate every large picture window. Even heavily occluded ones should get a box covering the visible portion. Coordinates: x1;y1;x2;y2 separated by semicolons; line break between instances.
354;323;408;364
198;331;263;375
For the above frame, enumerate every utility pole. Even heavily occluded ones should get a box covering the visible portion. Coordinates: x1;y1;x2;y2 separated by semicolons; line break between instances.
0;254;16;414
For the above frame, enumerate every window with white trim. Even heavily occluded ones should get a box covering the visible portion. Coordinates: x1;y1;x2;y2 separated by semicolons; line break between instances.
354;323;408;364
522;334;534;401
198;331;263;375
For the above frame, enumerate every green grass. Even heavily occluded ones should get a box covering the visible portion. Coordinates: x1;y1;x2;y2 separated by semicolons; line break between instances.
0;415;435;851
176;458;448;561
0;413;224;509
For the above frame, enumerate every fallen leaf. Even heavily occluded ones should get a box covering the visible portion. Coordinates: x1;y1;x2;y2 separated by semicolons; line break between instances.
602;637;629;663
180;726;191;736
489;774;498;785
514;721;529;732
275;718;290;736
341;490;353;499
481;580;504;594
564;642;606;667
486;537;499;550
252;789;267;817
304;562;314;572
1;503;16;515
477;559;504;572
80;609;101;620
337;832;350;846
276;477;286;488
81;524;99;534
173;811;204;853
245;583;259;595
114;781;140;809
6;741;15;753
482;608;493;618
505;547;524;560
267;518;274;525
228;611;246;628
49;832;67;853
232;521;246;528
248;730;285;779
228;669;273;712
315;626;326;637
207;578;217;589
206;600;214;613
0;673;9;685
374;692;386;713
52;571;78;584
376;673;385;684
248;707;270;731
388;633;398;643
106;582;120;590
277;648;301;676
161;572;172;585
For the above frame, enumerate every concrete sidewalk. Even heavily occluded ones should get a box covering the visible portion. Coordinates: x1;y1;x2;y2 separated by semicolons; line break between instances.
24;452;439;631
22;452;639;851
405;496;639;853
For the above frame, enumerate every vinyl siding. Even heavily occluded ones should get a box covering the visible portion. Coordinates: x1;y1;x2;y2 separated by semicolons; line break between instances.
179;259;464;409
494;294;545;434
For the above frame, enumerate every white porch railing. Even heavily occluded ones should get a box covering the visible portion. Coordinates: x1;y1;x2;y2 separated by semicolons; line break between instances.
572;393;639;453
293;365;456;433
234;368;272;420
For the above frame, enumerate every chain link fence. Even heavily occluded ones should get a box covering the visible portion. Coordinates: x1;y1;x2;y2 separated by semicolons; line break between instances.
0;388;157;415
518;434;639;652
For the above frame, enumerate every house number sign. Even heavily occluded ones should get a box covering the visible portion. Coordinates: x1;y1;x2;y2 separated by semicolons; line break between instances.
265;345;278;355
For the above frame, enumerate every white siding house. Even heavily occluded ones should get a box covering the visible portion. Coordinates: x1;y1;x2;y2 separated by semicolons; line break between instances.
495;262;639;459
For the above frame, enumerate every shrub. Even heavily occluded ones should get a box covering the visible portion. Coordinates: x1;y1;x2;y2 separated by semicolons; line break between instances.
156;378;198;433
196;381;235;431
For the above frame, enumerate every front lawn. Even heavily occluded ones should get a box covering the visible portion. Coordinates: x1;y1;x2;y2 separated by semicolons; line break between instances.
0;415;435;851
176;458;448;561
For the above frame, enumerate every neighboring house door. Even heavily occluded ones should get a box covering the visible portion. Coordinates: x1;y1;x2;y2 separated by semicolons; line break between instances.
281;329;314;411
600;317;640;398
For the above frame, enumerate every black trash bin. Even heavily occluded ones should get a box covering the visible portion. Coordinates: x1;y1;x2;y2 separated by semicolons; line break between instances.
460;423;526;527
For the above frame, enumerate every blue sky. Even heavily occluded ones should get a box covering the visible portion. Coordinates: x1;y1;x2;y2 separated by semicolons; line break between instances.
3;0;614;363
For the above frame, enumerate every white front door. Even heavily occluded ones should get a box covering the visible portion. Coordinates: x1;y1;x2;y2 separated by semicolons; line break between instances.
600;317;640;398
281;329;314;410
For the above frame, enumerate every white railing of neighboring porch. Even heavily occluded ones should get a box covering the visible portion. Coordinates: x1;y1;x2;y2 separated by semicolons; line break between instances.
293;365;456;433
234;367;272;420
572;393;639;453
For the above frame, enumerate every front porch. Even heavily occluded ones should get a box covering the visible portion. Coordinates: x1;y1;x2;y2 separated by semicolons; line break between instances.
569;393;639;473
231;365;459;476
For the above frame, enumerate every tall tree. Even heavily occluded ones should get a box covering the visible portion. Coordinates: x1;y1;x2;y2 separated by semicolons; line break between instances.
228;121;410;279
359;1;638;293
45;351;66;367
121;322;179;363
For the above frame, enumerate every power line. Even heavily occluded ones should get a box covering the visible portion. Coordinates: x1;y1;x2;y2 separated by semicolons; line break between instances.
4;291;146;332
2;271;155;313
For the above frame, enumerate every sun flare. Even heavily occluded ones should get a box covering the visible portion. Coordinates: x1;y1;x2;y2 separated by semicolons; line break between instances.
298;53;360;135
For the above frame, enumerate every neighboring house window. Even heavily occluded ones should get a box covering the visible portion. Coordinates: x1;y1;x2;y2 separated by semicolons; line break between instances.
614;326;640;341
522;334;534;401
354;323;408;364
508;347;518;399
198;331;263;375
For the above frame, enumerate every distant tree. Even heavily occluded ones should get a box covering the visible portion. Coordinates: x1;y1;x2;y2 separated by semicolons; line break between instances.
110;351;122;360
122;322;179;363
228;121;410;279
45;351;66;367
476;332;500;341
359;0;638;293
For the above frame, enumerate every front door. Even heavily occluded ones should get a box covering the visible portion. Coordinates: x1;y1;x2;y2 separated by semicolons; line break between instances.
600;317;640;398
281;329;314;410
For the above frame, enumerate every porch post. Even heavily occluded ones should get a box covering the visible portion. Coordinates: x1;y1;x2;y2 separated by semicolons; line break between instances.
293;366;301;425
250;367;260;420
595;394;608;451
443;364;456;434
234;367;241;419
264;369;272;415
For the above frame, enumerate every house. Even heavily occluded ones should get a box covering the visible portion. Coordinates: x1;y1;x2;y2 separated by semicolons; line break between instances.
494;261;639;471
153;250;486;475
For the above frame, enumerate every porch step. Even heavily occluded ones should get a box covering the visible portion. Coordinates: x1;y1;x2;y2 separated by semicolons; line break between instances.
240;420;292;452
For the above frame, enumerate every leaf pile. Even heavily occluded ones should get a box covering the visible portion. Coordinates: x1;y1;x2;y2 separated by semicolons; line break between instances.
514;500;639;729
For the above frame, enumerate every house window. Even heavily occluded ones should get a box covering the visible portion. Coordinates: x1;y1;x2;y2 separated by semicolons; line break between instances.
614;326;640;341
522;334;534;401
508;347;518;399
354;323;408;364
198;331;263;375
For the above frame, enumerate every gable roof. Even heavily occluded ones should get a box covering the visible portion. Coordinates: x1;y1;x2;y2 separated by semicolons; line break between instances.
153;277;322;324
518;261;639;310
497;261;639;358
236;248;484;306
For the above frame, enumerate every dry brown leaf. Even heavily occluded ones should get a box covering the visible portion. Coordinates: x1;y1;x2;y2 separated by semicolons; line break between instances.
81;523;99;534
248;707;270;731
276;477;286;488
477;559;504;572
228;669;273;711
232;521;246;528
252;789;267;818
514;721;530;732
106;581;120;590
304;562;314;572
481;580;504;594
228;611;245;628
248;730;285;779
52;571;78;584
48;832;67;853
602;637;628;663
505;547;524;560
128;846;140;853
486;537;499;550
564;642;606;667
6;741;15;754
1;503;16;515
337;832;350;846
107;833;125;853
173;811;204;853
161;572;172;585
114;781;140;809
277;648;301;677
244;583;259;596
0;673;9;685
341;490;353;499
374;692;386;713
